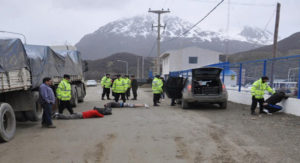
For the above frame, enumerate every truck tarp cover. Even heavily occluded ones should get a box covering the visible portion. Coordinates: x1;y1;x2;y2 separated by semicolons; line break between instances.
25;45;65;88
25;45;83;88
54;50;83;77
0;39;28;72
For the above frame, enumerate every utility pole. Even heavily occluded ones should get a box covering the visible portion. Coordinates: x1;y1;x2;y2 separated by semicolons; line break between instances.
142;56;144;80
270;3;281;86
148;8;170;76
137;56;140;79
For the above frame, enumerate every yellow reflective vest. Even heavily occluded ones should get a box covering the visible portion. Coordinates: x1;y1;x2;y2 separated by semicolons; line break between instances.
152;77;163;94
101;76;112;88
123;77;131;89
112;78;126;93
251;79;275;99
56;79;72;101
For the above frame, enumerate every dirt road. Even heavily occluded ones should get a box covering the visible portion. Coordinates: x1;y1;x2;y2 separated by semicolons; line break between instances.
1;86;300;163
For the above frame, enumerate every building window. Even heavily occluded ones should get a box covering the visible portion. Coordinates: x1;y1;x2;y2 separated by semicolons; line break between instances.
189;57;198;64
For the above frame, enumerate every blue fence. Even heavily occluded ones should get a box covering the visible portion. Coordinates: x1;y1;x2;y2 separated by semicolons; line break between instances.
170;54;300;99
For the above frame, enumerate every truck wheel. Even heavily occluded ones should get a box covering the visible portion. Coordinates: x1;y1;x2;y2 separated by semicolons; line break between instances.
219;102;227;109
78;98;84;103
0;103;16;142
181;100;189;109
24;101;43;122
15;112;27;122
71;86;78;107
78;84;85;103
24;92;43;122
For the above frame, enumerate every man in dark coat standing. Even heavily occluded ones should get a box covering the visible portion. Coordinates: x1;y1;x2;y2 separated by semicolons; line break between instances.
131;75;138;100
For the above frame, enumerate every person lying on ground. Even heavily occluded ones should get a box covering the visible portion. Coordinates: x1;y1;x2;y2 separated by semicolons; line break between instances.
102;102;149;109
53;102;149;120
53;109;104;120
262;91;289;114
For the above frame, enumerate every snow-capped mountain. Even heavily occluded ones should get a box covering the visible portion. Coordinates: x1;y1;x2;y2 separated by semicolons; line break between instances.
76;15;272;60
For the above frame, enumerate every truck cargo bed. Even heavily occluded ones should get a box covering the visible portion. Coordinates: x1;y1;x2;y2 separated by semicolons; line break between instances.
0;68;31;93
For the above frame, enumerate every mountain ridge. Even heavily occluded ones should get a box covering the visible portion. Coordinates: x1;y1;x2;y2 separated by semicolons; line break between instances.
76;15;273;60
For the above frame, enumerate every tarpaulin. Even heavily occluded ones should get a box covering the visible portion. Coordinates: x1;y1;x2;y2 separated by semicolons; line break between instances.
54;50;83;77
24;45;65;88
0;39;29;72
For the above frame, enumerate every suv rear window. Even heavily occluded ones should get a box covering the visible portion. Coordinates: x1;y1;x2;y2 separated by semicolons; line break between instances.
194;69;221;75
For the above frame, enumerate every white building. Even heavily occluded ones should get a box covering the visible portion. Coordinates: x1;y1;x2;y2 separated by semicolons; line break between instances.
160;47;221;77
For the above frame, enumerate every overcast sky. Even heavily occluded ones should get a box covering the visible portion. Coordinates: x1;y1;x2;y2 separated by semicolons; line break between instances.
0;0;299;45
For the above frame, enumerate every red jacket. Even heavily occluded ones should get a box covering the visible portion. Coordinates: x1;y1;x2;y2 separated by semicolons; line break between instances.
82;110;104;119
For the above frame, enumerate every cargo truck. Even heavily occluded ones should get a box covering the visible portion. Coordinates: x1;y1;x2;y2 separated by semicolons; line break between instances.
0;39;86;142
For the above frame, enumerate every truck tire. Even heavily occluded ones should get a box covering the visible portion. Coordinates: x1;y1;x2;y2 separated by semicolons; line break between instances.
70;86;78;107
15;111;27;122
24;92;43;122
0;103;16;142
181;100;189;109
219;101;227;109
24;101;43;122
78;83;85;103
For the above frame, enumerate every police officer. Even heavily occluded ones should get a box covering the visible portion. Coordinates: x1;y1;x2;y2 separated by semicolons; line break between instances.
112;74;126;102
152;75;163;106
101;74;112;100
250;76;275;115
123;75;131;100
56;74;74;114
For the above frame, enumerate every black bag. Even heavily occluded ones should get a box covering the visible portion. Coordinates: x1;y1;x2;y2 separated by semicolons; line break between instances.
166;77;186;99
93;107;112;115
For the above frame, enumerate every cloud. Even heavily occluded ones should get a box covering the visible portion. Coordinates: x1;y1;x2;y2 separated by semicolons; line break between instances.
0;0;299;45
51;0;133;10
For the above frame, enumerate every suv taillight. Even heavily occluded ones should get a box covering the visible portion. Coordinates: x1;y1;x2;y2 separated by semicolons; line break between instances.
187;84;192;92
222;84;226;91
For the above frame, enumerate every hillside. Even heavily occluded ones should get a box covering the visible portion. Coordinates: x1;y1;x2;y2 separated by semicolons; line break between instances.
84;52;153;80
228;32;300;63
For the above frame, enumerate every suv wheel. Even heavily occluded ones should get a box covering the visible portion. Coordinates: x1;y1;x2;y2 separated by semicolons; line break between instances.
219;102;227;109
181;100;189;109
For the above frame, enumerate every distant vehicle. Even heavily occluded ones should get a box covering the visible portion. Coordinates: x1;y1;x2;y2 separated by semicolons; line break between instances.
86;80;97;87
180;67;228;109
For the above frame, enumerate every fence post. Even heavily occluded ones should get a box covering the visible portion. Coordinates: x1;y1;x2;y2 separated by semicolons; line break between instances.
239;63;242;92
263;60;267;76
298;60;300;99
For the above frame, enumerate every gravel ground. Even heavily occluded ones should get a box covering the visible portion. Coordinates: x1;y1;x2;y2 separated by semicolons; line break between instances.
0;86;299;163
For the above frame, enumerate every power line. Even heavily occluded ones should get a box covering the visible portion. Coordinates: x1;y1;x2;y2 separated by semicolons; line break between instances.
197;1;275;7
163;0;225;43
147;40;157;57
264;8;276;32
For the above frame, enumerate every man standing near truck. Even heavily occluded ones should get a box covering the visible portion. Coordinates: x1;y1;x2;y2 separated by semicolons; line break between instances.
39;77;56;128
250;76;275;115
101;74;112;100
56;74;74;115
152;75;163;106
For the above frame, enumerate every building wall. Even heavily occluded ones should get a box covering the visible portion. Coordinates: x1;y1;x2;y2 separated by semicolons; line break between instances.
161;47;220;75
162;55;170;75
